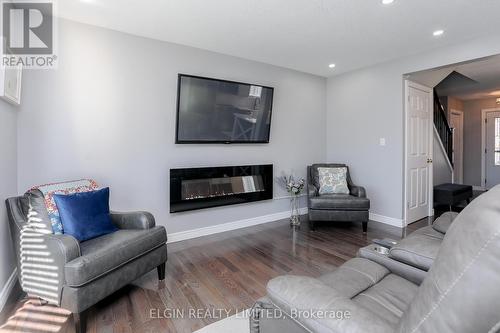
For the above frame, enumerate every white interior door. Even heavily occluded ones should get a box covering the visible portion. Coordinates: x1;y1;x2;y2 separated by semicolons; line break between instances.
405;81;432;224
485;111;500;189
450;110;464;184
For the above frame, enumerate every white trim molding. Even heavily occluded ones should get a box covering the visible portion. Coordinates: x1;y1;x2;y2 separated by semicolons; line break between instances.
449;109;464;184
0;268;17;313
168;208;407;243
168;207;308;243
481;108;500;188
370;213;404;228
404;80;434;225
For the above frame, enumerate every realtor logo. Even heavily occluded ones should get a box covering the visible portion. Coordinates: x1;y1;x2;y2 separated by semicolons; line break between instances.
1;0;57;68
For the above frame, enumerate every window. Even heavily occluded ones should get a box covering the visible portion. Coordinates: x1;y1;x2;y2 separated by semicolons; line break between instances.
496;118;500;166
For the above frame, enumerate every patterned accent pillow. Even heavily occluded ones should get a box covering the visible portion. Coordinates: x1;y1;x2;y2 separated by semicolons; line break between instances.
29;179;100;234
318;167;350;195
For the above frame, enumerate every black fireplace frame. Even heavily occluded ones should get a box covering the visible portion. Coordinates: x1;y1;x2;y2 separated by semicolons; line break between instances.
170;164;273;213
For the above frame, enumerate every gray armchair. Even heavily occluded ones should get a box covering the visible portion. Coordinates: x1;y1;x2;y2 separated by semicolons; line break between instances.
307;164;370;232
6;189;167;333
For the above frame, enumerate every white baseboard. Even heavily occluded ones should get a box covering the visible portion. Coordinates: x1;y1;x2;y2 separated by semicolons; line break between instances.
369;213;404;228
473;186;486;191
0;268;17;313
168;207;308;243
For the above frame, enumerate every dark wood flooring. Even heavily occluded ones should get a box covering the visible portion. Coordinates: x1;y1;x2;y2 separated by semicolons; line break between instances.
0;218;428;333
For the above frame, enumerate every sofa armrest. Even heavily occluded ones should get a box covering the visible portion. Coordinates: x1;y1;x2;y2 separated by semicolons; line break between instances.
34;234;80;304
350;185;366;198
110;211;156;230
388;233;441;271
432;211;458;234
358;245;427;285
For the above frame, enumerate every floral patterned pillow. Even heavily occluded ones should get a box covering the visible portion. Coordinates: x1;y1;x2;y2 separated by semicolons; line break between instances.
29;179;100;234
318;167;350;195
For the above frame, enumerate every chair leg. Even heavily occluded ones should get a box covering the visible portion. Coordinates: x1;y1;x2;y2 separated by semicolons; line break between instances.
362;221;368;233
74;310;87;333
157;263;166;281
309;220;315;231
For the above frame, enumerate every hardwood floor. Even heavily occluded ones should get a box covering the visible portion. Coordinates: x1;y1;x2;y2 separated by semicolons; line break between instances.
0;218;428;333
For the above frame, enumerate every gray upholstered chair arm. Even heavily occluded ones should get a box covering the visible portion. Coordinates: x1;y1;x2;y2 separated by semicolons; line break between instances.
110;211;156;230
42;233;81;263
36;234;80;304
307;183;318;197
350;185;366;198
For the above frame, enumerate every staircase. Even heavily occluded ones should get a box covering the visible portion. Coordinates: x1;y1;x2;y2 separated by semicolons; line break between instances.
433;90;453;167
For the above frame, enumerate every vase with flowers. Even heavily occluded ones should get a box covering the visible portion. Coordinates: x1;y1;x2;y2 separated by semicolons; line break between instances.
279;175;305;226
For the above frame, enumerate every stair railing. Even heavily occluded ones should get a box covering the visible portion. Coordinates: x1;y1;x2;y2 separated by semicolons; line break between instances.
433;90;454;166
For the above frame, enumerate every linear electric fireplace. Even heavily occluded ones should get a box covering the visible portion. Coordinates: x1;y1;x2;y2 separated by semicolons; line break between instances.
170;164;273;213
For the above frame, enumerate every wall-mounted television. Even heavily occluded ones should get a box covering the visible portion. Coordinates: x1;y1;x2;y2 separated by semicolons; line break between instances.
175;74;274;144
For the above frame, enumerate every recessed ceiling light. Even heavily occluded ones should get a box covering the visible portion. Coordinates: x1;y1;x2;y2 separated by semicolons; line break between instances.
382;0;394;5
329;63;336;69
433;30;444;37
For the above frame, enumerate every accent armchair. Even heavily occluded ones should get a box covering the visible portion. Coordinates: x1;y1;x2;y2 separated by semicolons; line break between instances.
307;164;370;232
6;189;168;333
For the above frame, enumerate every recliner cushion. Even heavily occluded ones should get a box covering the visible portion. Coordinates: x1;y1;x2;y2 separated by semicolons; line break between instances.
389;233;442;271
64;227;167;287
309;194;370;210
266;258;412;333
353;274;418;326
319;257;389;298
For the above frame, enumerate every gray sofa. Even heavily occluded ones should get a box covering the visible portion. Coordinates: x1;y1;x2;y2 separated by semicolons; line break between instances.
251;185;500;332
357;211;457;286
6;189;168;333
307;164;370;232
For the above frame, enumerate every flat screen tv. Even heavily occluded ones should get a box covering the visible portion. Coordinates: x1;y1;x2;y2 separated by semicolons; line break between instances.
176;74;274;143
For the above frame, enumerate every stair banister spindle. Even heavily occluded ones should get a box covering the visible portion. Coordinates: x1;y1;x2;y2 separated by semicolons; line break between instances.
433;90;454;167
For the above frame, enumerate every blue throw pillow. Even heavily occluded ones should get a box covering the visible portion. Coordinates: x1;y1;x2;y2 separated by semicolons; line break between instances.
53;187;118;242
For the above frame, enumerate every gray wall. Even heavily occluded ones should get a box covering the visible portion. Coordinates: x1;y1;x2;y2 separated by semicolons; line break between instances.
326;34;500;222
0;101;17;304
17;19;327;234
463;97;498;186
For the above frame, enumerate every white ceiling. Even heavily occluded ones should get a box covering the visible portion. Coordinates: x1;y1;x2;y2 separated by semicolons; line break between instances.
447;56;500;100
409;54;500;100
57;0;500;77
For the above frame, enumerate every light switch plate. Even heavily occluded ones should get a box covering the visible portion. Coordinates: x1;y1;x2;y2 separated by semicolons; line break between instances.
379;138;386;146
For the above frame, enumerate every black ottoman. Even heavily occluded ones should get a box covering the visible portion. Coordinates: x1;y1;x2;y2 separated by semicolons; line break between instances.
434;183;473;211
